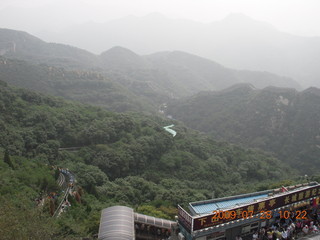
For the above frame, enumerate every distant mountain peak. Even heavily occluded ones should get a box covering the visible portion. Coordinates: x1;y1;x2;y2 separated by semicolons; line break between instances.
101;46;139;56
223;13;254;21
221;83;256;93
0;28;44;45
115;12;169;23
147;50;223;68
143;12;167;19
218;13;276;30
302;87;320;96
100;46;148;69
262;86;297;93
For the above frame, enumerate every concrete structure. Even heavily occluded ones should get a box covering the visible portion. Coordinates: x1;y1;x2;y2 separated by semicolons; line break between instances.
178;182;320;240
98;206;135;240
98;205;177;240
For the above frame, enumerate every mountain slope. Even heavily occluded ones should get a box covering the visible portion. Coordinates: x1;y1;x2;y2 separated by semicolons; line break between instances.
0;57;153;112
0;81;298;237
0;80;294;201
146;51;300;91
100;48;300;99
0;28;99;69
166;84;320;173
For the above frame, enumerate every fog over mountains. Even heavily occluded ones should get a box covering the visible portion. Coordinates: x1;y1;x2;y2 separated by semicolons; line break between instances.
36;13;320;88
0;28;300;109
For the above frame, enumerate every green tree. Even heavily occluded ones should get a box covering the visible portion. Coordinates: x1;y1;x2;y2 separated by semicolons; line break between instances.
3;149;14;169
0;194;58;240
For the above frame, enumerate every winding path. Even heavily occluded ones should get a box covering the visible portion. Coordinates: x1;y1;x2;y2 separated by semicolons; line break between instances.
52;169;75;217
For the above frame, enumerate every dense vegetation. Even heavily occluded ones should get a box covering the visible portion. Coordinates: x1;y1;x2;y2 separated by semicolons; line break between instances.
166;84;320;174
0;82;295;238
0;57;154;112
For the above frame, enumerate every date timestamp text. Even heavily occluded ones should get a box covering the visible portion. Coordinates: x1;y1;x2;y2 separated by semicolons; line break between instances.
211;210;307;220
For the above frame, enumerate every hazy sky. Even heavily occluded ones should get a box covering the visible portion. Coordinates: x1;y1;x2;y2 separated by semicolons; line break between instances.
0;0;320;37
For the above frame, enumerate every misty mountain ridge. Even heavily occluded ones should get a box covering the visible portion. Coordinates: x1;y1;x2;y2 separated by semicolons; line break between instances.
100;46;151;69
99;47;301;96
0;28;300;105
40;13;278;54
35;13;320;88
214;13;277;31
0;28;99;69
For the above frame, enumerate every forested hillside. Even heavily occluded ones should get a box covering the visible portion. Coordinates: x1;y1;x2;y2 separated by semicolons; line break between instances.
0;82;294;238
166;84;320;173
0;57;153;112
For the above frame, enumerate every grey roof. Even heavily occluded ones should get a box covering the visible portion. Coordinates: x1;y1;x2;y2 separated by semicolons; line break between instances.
98;206;135;240
134;212;176;229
